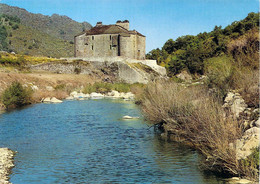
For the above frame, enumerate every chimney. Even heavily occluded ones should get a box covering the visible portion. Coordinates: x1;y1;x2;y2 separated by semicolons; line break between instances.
116;20;129;30
96;22;102;27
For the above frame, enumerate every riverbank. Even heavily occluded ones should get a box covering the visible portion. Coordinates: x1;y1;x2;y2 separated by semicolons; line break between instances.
138;80;259;182
0;148;15;184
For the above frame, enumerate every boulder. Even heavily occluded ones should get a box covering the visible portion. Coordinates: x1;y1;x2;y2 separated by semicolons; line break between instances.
43;97;52;103
50;97;63;103
70;91;78;97
90;92;104;98
111;90;121;98
43;97;62;103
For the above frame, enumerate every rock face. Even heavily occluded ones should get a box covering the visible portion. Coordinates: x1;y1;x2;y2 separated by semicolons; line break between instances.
223;92;247;117
235;127;260;160
31;57;167;84
0;148;15;184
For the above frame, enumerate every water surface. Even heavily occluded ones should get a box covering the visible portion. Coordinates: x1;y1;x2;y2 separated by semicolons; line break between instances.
0;99;221;183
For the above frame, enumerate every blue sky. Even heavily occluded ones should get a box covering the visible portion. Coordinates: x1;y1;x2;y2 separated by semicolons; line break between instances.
1;0;259;52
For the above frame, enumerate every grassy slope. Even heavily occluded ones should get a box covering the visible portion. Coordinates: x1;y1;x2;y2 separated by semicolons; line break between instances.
0;3;92;42
7;24;74;58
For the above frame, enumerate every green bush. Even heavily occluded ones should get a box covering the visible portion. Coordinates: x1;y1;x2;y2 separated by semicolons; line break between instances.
82;82;132;94
239;147;259;180
1;82;32;109
74;67;81;74
112;83;131;93
204;56;234;98
54;84;66;91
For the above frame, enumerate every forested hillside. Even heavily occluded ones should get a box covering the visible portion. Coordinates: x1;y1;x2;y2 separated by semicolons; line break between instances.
146;12;259;76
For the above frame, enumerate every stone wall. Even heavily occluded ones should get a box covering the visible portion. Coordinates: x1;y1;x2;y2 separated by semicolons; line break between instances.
75;33;145;60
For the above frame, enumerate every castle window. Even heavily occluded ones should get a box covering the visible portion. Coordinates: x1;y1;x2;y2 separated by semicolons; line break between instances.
92;45;94;50
110;45;112;50
92;36;94;40
110;35;111;40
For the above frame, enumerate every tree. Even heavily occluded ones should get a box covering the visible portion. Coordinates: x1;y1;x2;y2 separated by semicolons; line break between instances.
162;39;175;54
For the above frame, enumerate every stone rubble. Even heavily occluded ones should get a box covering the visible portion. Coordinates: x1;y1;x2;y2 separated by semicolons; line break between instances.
66;90;135;101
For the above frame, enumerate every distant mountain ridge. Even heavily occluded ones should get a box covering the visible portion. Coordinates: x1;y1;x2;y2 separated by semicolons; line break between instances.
0;3;92;41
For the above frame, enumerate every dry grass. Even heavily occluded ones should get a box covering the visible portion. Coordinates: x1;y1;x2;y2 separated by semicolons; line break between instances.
140;80;243;176
0;70;101;106
231;68;259;108
0;71;99;93
227;28;259;69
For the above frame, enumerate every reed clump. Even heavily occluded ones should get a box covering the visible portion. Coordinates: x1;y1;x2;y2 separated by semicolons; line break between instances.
139;80;243;176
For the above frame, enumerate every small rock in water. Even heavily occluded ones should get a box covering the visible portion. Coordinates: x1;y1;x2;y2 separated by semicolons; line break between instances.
122;115;139;119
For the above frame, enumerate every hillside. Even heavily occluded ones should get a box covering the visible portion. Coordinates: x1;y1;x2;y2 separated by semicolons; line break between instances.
0;14;74;57
0;3;92;42
146;12;259;76
8;24;74;58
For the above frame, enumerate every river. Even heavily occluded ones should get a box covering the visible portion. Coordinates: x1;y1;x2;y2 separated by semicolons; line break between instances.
0;99;223;183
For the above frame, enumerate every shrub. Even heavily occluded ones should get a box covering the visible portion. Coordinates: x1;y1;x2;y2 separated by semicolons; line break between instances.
204;56;234;98
1;81;32;109
227;28;259;69
231;68;259;108
82;82;133;94
239;147;259;180
74;67;81;74
12;24;19;30
54;84;66;91
140;80;242;176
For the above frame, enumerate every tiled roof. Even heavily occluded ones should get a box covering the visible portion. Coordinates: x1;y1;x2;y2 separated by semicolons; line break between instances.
75;24;145;37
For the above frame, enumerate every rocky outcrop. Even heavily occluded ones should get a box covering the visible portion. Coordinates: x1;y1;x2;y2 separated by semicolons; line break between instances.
222;91;259;162
0;148;15;184
30;57;167;84
223;92;248;117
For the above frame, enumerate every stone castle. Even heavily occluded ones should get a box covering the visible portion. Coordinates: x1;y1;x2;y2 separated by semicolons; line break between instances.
74;20;146;60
